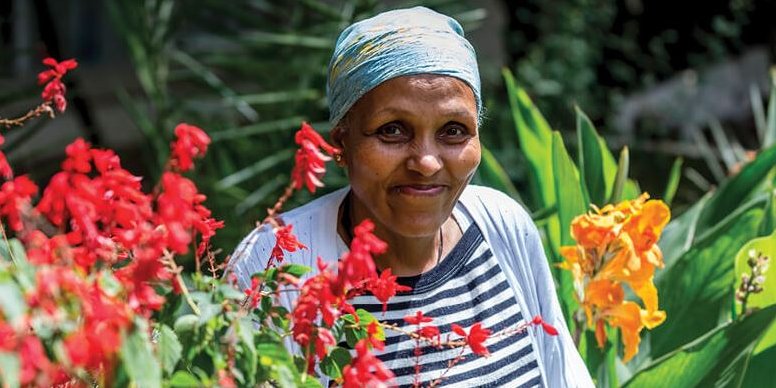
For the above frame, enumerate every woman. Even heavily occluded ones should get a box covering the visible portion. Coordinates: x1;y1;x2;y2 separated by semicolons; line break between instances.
231;7;593;387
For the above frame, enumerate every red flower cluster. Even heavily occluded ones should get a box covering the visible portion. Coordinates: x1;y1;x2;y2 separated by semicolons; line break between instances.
170;123;211;172
0;175;38;231
341;340;395;388
289;219;407;383
37;57;78;112
291;122;338;193
0;118;222;384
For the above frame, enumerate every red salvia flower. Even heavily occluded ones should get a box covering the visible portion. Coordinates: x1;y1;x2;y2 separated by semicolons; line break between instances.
0;175;39;232
368;268;411;314
451;322;492;356
38;57;77;112
291;122;338;193
404;310;434;325
342;340;394;388
270;224;307;263
170;123;210;172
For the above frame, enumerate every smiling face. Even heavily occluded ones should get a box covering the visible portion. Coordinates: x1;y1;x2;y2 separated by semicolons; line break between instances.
332;74;481;239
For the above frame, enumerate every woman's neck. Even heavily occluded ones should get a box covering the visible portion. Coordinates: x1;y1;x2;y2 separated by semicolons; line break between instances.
339;193;461;277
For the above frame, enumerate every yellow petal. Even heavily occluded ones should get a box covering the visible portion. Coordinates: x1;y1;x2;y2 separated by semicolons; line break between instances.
641;309;667;329
606;301;644;363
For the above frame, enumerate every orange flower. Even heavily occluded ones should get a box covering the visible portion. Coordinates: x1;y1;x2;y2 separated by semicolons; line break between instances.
560;194;670;363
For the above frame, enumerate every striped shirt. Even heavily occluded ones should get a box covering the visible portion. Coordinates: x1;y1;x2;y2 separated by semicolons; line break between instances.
349;220;542;387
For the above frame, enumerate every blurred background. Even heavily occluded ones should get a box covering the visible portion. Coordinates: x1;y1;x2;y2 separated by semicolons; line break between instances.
2;0;775;251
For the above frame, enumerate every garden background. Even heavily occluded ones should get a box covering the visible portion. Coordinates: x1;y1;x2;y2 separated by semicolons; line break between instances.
2;0;776;386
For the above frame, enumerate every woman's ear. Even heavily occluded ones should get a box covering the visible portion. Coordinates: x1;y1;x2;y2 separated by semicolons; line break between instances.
330;124;348;167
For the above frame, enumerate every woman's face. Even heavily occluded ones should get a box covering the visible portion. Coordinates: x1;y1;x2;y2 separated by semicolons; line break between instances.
333;74;481;238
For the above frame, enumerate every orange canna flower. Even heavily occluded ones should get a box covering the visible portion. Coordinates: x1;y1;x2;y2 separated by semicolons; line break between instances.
560;193;670;363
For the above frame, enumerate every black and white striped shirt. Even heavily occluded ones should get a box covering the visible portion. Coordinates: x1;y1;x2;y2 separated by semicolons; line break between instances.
350;221;542;387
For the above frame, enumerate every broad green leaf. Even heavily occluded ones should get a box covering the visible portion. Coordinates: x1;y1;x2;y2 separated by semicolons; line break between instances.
478;145;522;201
656;192;711;280
741;343;776;387
502;69;561;252
624;304;776;388
321;347;352;379
173;314;199;335
609;147;630;204
168;371;200;387
551;132;586;246
0;352;20;388
696;145;776;233
156;324;182;376
662;157;683;207
576;107;606;206
120;323;162;388
651;206;765;358
551;132;585;325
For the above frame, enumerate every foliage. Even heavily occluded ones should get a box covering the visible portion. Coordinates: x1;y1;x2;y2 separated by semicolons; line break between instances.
475;68;776;386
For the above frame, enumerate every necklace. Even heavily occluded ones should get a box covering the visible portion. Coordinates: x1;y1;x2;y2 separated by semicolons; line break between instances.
342;193;444;265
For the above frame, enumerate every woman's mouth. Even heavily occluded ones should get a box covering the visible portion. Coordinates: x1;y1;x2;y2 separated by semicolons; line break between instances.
394;184;446;196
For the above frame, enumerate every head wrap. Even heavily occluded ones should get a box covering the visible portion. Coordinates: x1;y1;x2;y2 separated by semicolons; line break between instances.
326;6;481;126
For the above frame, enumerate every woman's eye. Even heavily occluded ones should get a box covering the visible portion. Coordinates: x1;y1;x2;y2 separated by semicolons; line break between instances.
440;124;469;140
376;123;407;140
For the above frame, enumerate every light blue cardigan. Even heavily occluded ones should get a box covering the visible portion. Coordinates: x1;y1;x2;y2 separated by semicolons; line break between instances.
229;185;594;387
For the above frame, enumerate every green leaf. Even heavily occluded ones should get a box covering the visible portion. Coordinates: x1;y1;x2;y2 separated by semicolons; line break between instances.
215;149;294;189
609;147;630;204
198;302;223;325
0;352;20;388
120;323;162;388
173;314;200;335
741;343;776;387
0;281;25;326
168;370;201;387
551;131;585;325
764;71;776;148
651;205;765;358
156;324;182;376
576;107;607;206
478;145;522;201
624;305;776;388
696;145;776;233
321;347;352;379
662;157;683;207
211;117;305;142
656;192;711;280
280;264;312;278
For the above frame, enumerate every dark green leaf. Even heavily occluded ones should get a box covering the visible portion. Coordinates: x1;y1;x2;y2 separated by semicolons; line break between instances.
609;147;630;204
576;107;607;206
696;145;776;233
651;205;764;358
764;73;776;148
625;305;776;388
662;157;683;207
656;192;711;280
321;347;352;379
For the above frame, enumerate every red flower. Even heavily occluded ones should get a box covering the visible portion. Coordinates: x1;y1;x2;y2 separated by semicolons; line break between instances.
0;175;39;231
451;322;492;356
38;57;77;112
367;269;411;314
270;224;307;263
291;122;338;193
366;321;385;350
62;138;92;173
404;310;434;325
170;123;210;172
0;134;12;180
342;340;394;388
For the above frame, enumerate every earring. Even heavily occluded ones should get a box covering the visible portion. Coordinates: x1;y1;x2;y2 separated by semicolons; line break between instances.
334;152;343;164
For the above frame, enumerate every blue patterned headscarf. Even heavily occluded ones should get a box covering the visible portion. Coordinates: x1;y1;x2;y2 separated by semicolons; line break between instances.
326;6;481;126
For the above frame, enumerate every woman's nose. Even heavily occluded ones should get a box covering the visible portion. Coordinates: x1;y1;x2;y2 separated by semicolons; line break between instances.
406;143;443;177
